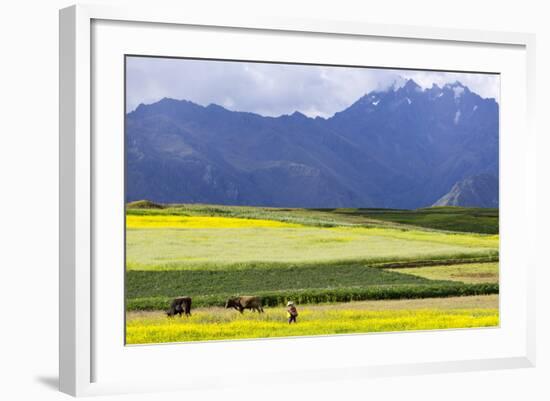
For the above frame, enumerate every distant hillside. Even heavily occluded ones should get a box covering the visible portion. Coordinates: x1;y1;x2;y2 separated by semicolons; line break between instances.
432;174;499;208
126;79;499;208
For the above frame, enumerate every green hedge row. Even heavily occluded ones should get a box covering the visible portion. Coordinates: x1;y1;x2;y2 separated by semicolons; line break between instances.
126;283;499;311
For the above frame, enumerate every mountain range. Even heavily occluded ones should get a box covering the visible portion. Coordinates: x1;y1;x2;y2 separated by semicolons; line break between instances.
126;79;499;209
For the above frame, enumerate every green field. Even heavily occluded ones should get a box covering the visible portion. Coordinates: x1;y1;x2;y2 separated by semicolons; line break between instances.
125;203;499;344
332;207;499;234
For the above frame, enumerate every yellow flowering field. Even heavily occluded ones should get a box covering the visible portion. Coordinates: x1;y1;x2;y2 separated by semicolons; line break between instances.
126;215;302;229
126;296;499;344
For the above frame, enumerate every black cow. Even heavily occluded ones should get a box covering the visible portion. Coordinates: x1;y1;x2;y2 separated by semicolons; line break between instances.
166;296;192;317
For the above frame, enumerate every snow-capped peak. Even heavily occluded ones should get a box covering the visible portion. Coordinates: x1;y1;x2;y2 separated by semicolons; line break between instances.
452;86;465;99
443;81;467;100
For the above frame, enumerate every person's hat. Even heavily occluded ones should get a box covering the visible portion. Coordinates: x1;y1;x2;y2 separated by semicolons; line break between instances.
287;301;294;306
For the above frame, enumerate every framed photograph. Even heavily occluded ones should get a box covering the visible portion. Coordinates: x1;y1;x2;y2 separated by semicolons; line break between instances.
59;4;536;396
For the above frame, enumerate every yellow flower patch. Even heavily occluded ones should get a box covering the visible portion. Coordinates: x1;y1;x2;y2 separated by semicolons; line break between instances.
126;215;302;229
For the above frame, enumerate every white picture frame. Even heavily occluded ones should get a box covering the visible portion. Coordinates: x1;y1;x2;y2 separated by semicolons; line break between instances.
59;4;536;397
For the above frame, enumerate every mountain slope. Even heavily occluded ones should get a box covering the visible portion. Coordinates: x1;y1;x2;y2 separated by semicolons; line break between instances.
432;174;499;208
125;79;499;208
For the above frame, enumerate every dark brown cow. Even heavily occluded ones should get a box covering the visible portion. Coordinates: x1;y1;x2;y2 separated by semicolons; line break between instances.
225;296;264;313
166;296;192;317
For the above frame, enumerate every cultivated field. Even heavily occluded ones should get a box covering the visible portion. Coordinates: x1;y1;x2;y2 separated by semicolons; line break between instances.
126;295;499;344
125;202;499;344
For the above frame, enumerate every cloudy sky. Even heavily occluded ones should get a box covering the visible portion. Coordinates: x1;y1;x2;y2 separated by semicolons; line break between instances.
126;56;500;118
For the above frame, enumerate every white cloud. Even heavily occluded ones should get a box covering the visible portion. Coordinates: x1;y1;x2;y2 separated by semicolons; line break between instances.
126;57;500;117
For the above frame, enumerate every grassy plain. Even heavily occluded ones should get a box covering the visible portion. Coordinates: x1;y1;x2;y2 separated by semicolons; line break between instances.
126;215;497;271
126;202;498;233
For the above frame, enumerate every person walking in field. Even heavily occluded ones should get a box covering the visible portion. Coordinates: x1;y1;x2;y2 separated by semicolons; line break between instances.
287;301;298;324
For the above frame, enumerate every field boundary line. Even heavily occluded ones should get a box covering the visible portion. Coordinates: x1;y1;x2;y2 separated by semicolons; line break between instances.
371;256;499;269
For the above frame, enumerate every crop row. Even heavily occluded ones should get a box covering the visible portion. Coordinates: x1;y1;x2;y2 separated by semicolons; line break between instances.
126;283;499;311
